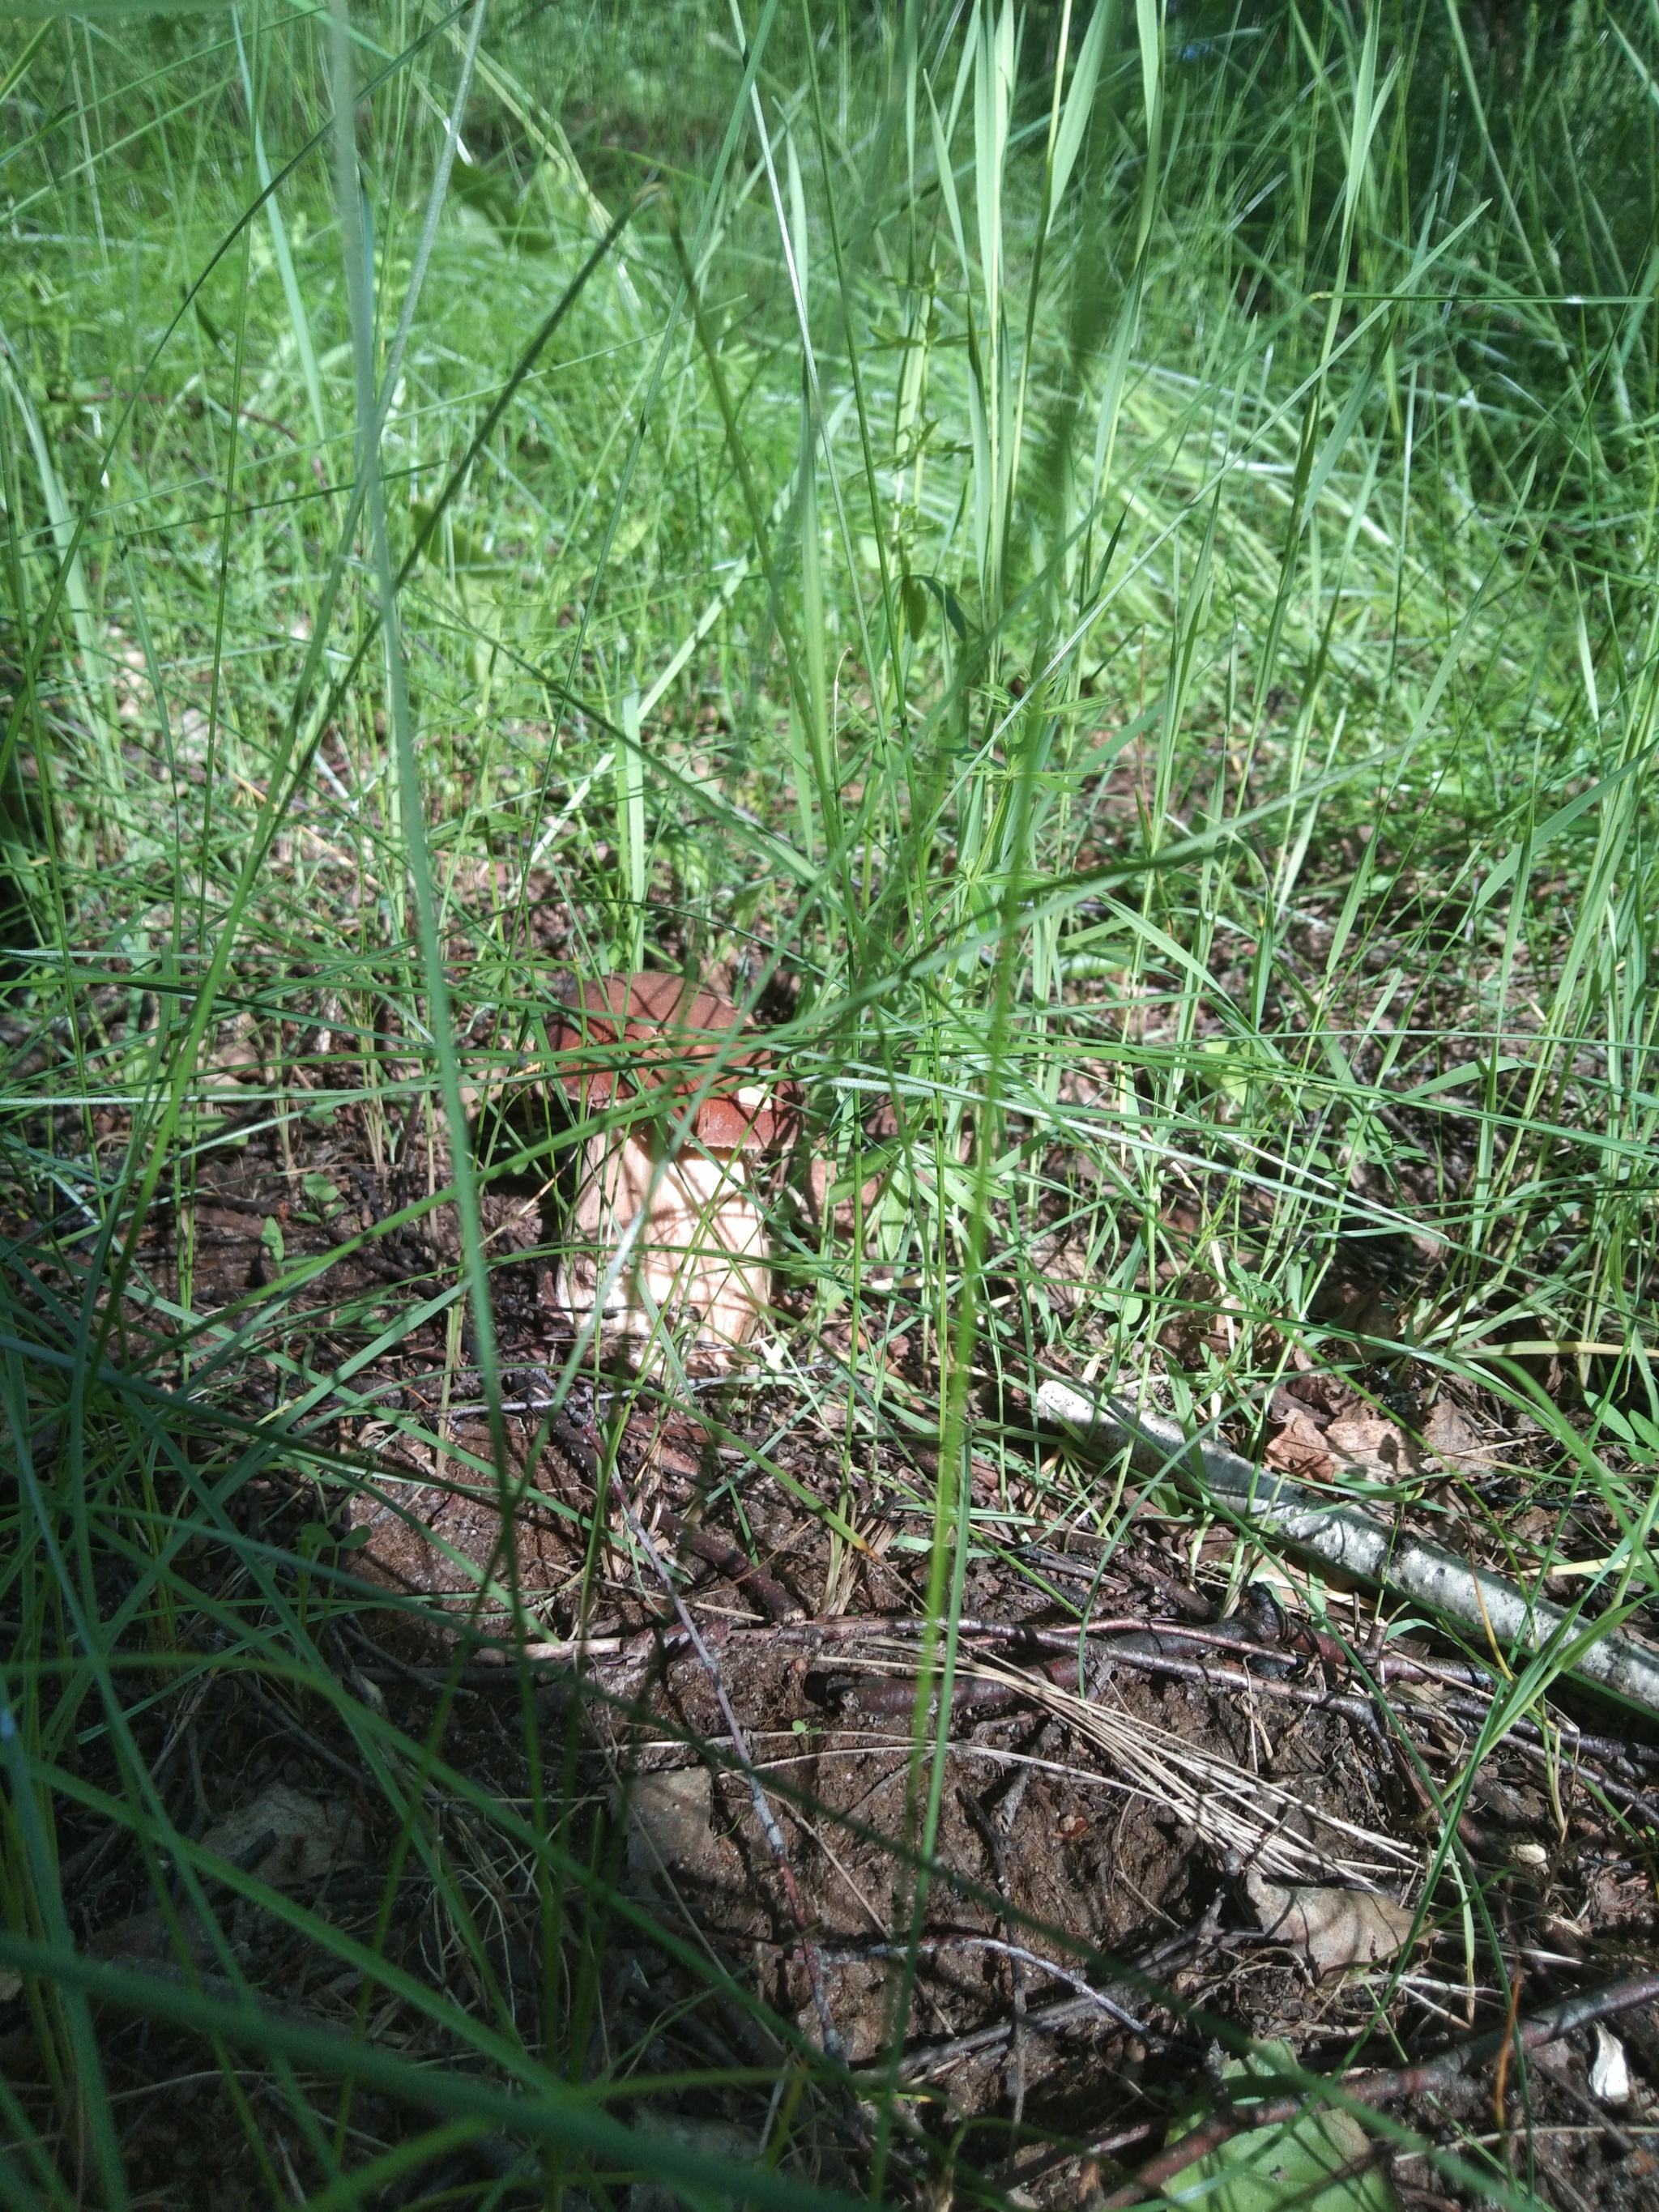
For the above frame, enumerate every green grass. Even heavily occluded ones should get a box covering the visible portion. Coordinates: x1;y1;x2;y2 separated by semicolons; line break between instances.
2;0;1658;2204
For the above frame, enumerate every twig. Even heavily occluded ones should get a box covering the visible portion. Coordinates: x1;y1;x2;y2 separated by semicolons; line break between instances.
238;1676;364;1787
657;1507;804;1623
514;1607;1539;1691
339;1619;479;1698
839;1640;1388;1727
869;1918;1205;2080
616;1490;849;2072
963;1789;1033;2122
1099;1970;1659;2207
881;1990;1133;2080
821;1932;1154;2039
505;1607;1658;1833
1038;1381;1659;1719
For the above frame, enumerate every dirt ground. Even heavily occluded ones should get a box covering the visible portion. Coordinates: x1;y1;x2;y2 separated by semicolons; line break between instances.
11;1097;1659;2212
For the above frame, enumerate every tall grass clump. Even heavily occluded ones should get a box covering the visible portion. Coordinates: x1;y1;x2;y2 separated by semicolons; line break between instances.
2;0;1657;2204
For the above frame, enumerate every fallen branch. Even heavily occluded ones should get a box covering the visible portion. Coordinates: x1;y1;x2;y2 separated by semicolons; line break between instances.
1038;1381;1659;1720
655;1506;804;1622
848;1918;1211;2080
796;1934;1156;2046
1099;1967;1659;2206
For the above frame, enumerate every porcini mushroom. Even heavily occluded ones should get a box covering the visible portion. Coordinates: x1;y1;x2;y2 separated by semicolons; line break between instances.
545;974;797;1362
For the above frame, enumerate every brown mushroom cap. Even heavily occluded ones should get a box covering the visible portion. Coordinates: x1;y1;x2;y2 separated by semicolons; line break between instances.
545;973;799;1151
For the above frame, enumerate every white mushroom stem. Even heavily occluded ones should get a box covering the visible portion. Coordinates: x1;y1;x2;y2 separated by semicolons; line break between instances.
556;1123;770;1357
1036;1379;1659;1720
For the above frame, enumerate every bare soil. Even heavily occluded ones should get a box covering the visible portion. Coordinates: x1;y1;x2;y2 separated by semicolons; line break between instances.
10;1100;1659;2210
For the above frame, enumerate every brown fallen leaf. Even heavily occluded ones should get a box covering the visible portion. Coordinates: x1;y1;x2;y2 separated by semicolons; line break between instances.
201;1784;365;1891
1323;1413;1418;1481
619;1767;739;1891
1281;1370;1361;1423
628;2119;761;2212
88;1904;217;1967
808;1095;902;1238
1422;1396;1485;1470
1245;1869;1418;1975
1273;1375;1428;1482
1265;1408;1333;1480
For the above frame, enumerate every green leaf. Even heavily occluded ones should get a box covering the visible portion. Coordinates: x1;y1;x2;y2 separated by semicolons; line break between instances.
1047;0;1111;232
1473;742;1659;912
911;571;970;638
1166;2046;1398;2212
301;1171;343;1218
903;570;930;641
258;1214;284;1266
408;499;504;573
1601;1405;1659;1464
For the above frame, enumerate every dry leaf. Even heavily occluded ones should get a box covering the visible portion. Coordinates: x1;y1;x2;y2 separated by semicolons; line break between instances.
1591;2023;1631;2106
201;1784;365;1890
807;1150;889;1235
1323;1413;1418;1481
1422;1396;1484;1469
1246;1869;1417;1975
1282;1371;1359;1423
1265;1409;1333;1480
620;1767;737;1889
88;1903;216;1966
1589;1869;1656;1931
628;2119;759;2212
424;1184;545;1264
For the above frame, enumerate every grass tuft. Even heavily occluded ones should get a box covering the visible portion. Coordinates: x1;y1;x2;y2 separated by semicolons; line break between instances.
2;1;1657;2204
